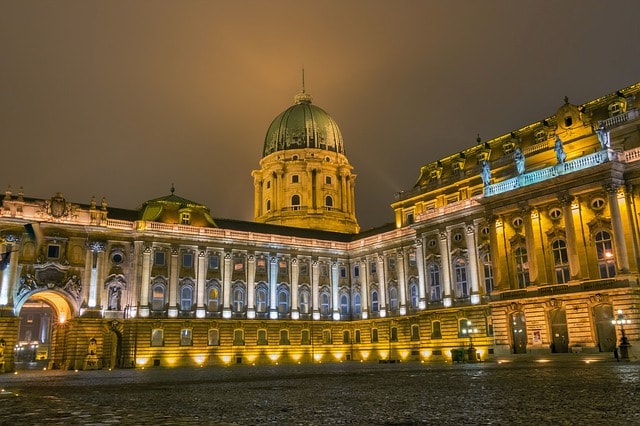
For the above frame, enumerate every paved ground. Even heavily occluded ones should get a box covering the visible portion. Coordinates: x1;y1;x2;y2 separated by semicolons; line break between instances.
1;354;639;425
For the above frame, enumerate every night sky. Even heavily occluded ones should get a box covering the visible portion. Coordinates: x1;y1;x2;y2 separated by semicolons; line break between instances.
2;1;639;231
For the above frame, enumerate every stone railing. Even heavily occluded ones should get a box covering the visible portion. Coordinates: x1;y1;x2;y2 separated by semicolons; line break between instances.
601;108;639;128
485;149;610;197
415;195;482;222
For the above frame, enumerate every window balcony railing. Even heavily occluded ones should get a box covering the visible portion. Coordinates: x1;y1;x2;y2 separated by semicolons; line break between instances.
601;108;639;129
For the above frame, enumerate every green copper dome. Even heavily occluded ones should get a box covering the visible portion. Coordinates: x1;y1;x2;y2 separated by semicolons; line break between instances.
263;91;345;157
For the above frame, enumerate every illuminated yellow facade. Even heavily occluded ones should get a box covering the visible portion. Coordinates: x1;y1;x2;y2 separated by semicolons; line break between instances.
0;83;639;373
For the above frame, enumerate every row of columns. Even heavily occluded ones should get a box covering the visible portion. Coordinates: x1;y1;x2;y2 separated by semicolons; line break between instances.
487;183;631;291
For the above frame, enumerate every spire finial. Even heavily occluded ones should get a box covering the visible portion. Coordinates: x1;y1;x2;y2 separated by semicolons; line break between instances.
170;183;175;194
302;67;305;93
294;69;312;104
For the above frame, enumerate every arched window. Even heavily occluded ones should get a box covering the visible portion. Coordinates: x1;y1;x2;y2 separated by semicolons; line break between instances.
320;290;330;315
411;324;420;341
207;282;221;312
180;285;193;311
388;286;398;311
256;284;268;313
409;280;419;308
277;287;289;315
514;246;530;288
453;257;468;297
428;263;441;301
481;252;493;294
291;194;301;210
371;290;379;312
266;199;271;212
299;287;310;314
552;239;570;283
595;230;616;278
232;284;245;313
340;294;349;316
325;196;333;209
151;282;166;311
353;292;362;315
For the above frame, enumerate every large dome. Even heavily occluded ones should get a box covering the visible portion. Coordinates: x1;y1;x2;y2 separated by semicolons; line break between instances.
263;91;345;157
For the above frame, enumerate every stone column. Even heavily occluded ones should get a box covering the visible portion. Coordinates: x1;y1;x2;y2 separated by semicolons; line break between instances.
607;183;630;273
331;261;340;320
269;256;278;319
340;170;348;212
0;236;19;307
139;246;151;317
625;185;640;272
438;231;453;307
377;255;387;317
487;214;504;291
349;176;356;217
253;176;262;218
522;206;539;284
559;194;580;279
291;258;299;319
196;250;207;318
311;260;320;320
415;238;427;309
168;248;179;318
465;224;481;304
222;252;232;319
360;259;369;319
246;255;256;319
396;251;407;315
87;242;105;309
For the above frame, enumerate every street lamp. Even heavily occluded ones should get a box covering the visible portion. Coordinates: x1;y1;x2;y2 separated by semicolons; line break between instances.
612;309;631;361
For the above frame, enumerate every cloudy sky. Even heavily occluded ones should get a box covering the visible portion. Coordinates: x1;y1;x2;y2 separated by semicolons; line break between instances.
2;1;639;230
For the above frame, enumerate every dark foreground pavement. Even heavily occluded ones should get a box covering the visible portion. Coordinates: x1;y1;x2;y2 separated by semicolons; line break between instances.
1;355;639;425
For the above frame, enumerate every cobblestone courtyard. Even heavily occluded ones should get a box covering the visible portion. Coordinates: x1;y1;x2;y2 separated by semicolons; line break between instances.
1;355;639;425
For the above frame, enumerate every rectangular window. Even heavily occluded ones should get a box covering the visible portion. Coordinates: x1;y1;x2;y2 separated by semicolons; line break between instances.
278;259;288;273
370;262;377;274
371;328;379;343
256;258;267;272
320;264;329;277
301;329;311;345
390;327;398;342
257;329;268;345
182;252;193;268
325;176;332;185
388;257;396;272
291;175;299;183
431;321;442;339
47;244;60;259
154;251;165;266
340;267;346;278
322;330;332;344
355;329;361;343
208;329;220;346
209;255;219;270
180;212;191;225
405;212;414;225
299;262;308;276
233;330;244;346
411;324;420;341
353;265;360;277
151;329;164;347
409;253;416;267
180;329;192;346
234;257;244;271
279;330;290;345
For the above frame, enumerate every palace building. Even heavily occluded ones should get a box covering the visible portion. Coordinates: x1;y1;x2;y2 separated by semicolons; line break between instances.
0;83;639;372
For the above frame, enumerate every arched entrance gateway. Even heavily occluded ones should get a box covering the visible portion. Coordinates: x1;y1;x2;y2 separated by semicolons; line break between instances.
14;289;76;370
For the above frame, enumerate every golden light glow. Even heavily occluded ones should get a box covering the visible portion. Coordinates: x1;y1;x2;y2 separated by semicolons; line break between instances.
269;353;280;362
333;352;343;361
245;354;257;363
193;355;206;364
360;350;370;360
379;350;388;359
220;355;232;364
399;350;409;360
165;357;176;366
290;353;302;361
59;313;66;324
421;350;431;358
535;359;550;363
314;353;323;362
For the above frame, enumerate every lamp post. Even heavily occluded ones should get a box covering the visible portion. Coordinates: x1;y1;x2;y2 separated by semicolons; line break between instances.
612;309;631;361
464;320;479;362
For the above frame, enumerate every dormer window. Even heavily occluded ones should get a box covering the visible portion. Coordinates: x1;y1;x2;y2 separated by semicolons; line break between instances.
180;212;191;225
534;129;547;143
608;100;626;117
